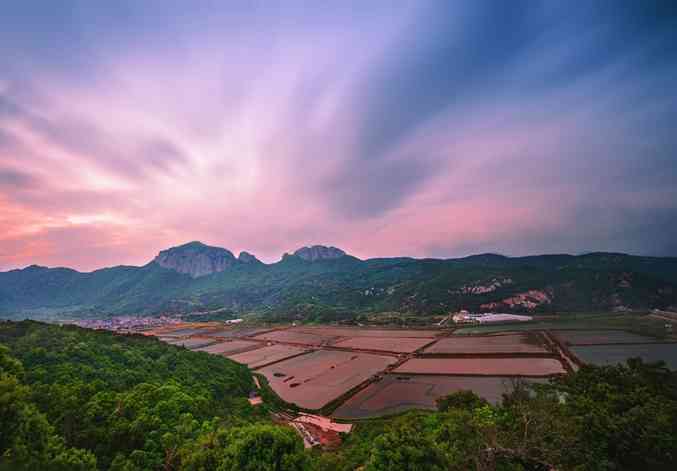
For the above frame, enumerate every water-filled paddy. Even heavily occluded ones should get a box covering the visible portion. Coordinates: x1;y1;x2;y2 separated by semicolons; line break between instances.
394;357;565;376
203;327;269;338
333;374;545;419
258;350;397;410
253;329;341;346
297;327;440;338
570;343;677;369
227;344;308;368
334;336;434;353
159;327;211;337
423;333;547;354
164;337;219;349
553;330;659;345
194;339;261;355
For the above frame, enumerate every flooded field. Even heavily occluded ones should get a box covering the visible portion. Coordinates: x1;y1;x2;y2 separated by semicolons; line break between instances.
227;344;308;368
258;350;397;410
145;321;677;419
162;337;218;349
394;357;565;376
203;327;270;339
570;343;677;369
253;329;340;346
553;330;660;345
158;327;211;337
423;333;547;355
333;336;434;353
194;339;261;355
297;327;440;338
333;374;545;419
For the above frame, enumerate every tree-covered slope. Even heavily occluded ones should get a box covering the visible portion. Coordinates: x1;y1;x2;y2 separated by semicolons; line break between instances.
0;321;291;470
2;244;677;318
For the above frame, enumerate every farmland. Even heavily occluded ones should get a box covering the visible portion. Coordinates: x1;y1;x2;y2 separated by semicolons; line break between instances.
333;375;547;419
159;336;218;349
194;339;261;355
423;332;548;355
227;344;307;369
393;357;566;376
252;329;340;346
570;344;677;369
258;350;396;410
146;319;677;420
333;336;434;353
553;329;661;345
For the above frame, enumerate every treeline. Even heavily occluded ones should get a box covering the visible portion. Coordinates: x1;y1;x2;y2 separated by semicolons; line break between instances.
2;321;677;470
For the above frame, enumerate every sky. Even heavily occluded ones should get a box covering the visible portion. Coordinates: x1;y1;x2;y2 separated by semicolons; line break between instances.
1;1;677;271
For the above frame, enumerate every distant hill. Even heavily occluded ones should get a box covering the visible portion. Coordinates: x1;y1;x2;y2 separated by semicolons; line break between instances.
1;243;676;320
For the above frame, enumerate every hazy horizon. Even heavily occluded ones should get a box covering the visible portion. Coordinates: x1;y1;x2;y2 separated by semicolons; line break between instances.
2;1;677;271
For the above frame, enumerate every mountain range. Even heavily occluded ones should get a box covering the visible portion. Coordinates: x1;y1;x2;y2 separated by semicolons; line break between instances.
1;241;676;320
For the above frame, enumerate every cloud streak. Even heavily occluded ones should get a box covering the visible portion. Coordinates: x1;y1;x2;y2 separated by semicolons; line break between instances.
1;0;676;271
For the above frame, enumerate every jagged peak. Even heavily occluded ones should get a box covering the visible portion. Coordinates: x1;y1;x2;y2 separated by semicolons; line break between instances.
154;241;237;278
293;245;346;261
238;251;261;264
159;241;233;255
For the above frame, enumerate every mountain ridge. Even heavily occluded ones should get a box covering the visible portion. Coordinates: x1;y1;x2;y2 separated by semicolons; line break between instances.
2;242;677;319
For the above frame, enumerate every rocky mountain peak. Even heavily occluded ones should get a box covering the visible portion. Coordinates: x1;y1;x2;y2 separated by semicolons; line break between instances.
293;245;346;261
238;251;261;264
153;241;237;278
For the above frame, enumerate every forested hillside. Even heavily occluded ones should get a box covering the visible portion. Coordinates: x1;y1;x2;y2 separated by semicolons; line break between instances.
2;244;677;320
0;321;305;470
2;321;677;470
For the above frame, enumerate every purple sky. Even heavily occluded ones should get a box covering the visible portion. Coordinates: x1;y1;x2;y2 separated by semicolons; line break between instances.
1;1;677;271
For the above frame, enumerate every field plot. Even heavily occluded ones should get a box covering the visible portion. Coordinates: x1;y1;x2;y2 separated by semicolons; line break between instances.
258;350;397;410
203;327;269;339
297;327;440;338
228;344;308;368
157;327;211;337
194;339;261;355
570;344;677;369
333;336;433;353
423;333;547;355
553;330;660;345
253;329;340;346
394;357;565;376
163;337;218;349
334;375;545;419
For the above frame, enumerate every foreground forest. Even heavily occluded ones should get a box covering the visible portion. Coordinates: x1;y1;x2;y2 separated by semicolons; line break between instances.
1;321;677;470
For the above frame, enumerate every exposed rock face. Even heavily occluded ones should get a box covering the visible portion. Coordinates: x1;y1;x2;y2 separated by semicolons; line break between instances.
238;251;261;264
459;277;513;295
293;245;346;261
481;289;553;311
154;241;238;278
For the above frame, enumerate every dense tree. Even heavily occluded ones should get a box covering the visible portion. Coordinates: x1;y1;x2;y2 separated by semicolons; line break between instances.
0;321;270;470
365;422;448;471
436;389;488;412
0;354;97;470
